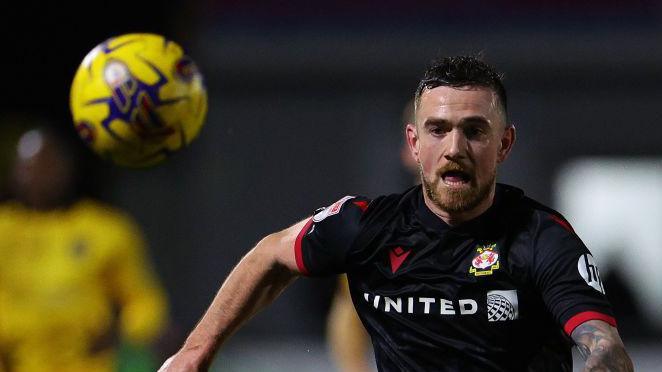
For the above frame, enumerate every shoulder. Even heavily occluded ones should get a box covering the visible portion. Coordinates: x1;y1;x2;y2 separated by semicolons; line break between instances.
295;188;417;276
522;196;577;244
312;195;370;223
0;200;25;218
496;184;584;266
360;186;420;222
503;187;591;276
311;186;416;228
0;201;26;234
497;184;575;239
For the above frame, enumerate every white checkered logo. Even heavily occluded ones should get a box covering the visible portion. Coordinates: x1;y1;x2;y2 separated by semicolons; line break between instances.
487;290;518;322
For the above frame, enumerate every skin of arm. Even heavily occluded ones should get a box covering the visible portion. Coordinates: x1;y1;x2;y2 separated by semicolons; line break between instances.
327;275;373;372
158;218;308;371
571;319;634;372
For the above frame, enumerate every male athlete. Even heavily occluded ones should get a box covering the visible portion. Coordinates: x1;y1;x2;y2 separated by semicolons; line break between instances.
160;56;633;371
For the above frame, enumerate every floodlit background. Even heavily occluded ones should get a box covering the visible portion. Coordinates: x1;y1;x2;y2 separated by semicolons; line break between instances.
1;1;661;371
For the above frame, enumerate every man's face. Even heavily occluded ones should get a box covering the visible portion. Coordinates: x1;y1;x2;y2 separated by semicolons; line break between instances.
406;86;515;215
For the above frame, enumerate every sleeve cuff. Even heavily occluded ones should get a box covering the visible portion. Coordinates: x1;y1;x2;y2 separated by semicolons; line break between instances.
563;311;617;336
294;218;314;276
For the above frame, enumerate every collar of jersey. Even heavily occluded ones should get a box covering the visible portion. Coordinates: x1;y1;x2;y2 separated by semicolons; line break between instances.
415;184;522;237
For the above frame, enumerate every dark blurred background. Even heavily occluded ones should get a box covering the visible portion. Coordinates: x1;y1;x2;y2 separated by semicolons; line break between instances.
1;1;661;370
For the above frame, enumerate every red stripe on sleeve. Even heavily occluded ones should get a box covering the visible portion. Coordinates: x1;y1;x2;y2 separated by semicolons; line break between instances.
563;311;617;336
550;214;574;233
294;218;314;276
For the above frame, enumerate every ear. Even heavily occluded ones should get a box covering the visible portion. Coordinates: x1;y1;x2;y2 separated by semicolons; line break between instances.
497;124;516;163
405;123;420;164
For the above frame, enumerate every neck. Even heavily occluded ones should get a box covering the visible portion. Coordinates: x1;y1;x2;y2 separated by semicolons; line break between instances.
422;184;496;226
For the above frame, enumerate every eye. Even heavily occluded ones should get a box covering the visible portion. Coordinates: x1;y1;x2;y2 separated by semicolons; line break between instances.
429;125;447;136
464;126;486;140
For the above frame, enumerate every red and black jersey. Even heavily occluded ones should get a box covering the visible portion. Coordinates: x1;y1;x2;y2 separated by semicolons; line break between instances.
295;184;616;372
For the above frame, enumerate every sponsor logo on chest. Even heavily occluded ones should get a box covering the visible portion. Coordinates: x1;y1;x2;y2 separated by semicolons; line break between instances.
361;289;519;321
363;292;478;315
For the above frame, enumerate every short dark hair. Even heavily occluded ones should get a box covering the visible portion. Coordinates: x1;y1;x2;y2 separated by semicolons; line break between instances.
415;55;507;120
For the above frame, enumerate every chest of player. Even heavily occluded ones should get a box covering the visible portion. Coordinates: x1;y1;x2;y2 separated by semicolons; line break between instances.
348;230;535;324
0;220;110;302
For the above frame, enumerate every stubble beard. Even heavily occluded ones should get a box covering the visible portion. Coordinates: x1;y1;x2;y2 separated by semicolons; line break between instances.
420;164;496;214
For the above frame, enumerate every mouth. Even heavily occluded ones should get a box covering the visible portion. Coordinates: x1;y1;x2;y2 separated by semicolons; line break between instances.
441;170;472;187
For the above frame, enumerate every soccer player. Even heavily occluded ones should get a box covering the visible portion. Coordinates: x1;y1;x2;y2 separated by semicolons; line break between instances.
0;128;169;372
160;56;633;371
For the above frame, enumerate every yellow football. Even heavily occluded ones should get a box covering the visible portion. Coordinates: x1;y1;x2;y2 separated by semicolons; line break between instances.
70;33;207;167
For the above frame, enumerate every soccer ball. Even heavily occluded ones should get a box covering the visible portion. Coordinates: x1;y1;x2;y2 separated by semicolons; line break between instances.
70;33;207;167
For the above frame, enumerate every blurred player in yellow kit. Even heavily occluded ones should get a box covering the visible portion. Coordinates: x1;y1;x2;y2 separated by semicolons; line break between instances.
0;127;168;371
326;101;417;372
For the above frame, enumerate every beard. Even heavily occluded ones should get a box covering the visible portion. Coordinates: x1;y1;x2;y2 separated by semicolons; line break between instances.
420;163;495;214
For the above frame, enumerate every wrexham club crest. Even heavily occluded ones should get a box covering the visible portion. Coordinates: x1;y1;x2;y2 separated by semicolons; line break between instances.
469;243;500;276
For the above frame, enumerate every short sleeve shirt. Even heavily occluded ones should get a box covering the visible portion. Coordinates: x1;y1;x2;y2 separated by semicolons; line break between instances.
295;184;615;372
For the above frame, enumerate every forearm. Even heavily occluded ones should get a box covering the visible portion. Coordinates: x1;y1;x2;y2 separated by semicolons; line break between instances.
178;235;299;367
571;320;633;372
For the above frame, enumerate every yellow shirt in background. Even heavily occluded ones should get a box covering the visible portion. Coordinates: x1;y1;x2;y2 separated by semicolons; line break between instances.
0;199;168;372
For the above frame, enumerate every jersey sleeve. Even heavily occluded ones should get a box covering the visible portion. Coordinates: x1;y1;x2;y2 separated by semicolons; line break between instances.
532;213;616;336
294;195;370;276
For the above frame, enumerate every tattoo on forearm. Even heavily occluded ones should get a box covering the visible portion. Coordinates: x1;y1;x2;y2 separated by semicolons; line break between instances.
573;322;606;359
571;320;633;372
576;343;591;360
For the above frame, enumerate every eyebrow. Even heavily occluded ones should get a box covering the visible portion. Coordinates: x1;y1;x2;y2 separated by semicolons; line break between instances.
422;116;492;128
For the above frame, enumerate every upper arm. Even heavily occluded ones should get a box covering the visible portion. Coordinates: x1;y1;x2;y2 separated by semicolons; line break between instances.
532;213;616;336
531;214;632;370
260;195;368;277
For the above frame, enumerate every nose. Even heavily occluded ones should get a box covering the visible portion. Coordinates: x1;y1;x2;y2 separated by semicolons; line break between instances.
444;128;467;160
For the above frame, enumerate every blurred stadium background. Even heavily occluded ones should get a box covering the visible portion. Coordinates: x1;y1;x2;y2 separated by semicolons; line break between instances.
1;1;661;371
